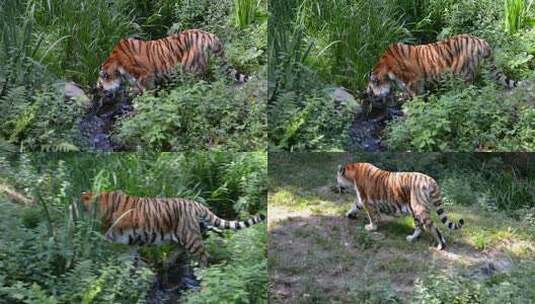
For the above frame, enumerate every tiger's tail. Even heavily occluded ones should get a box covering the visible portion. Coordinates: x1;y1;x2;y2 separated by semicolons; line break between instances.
483;51;519;89
429;185;464;230
200;205;265;230
210;37;249;83
489;61;518;89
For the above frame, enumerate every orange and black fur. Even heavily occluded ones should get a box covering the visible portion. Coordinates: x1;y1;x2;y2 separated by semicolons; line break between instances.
78;191;264;265
336;163;464;249
367;34;517;98
96;29;247;94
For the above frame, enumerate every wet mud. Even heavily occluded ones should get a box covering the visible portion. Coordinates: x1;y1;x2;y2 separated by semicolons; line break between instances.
147;255;200;304
347;96;403;151
78;89;132;151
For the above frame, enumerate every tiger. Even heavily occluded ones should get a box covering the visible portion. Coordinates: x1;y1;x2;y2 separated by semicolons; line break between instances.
336;163;464;250
96;29;248;95
77;190;265;265
367;34;518;99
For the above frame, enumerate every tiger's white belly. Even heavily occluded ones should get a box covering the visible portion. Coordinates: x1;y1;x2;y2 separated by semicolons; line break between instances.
105;229;178;246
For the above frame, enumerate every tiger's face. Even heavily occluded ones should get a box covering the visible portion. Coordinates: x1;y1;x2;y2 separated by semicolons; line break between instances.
96;69;122;95
366;72;392;98
80;191;97;212
336;164;354;193
69;191;97;222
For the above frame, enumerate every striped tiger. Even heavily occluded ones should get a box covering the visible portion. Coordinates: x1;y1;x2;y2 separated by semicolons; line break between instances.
336;163;464;250
77;191;265;265
96;29;248;95
367;34;518;99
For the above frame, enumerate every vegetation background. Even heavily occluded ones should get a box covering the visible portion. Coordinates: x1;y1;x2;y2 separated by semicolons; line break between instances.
269;0;535;151
0;152;267;303
269;153;535;303
0;0;267;151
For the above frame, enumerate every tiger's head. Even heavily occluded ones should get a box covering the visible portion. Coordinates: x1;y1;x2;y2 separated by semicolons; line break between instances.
79;191;103;215
68;191;99;223
336;164;355;193
96;68;123;96
366;71;392;99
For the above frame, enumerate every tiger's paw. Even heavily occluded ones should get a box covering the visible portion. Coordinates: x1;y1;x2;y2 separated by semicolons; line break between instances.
406;235;417;242
406;228;422;242
346;209;358;219
435;242;447;251
365;223;378;231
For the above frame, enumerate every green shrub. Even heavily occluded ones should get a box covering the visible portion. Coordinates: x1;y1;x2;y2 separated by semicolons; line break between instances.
234;0;258;29
413;261;535;303
386;74;535;151
269;88;357;151
505;0;535;35
114;76;266;151
32;0;137;86
441;175;479;206
185;223;267;304
297;0;411;91
0;86;84;152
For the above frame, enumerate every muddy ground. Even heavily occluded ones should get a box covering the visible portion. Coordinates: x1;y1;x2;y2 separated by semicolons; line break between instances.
78;89;132;151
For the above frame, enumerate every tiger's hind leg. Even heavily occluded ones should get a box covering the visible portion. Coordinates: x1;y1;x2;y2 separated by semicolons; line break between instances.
406;217;423;242
420;216;447;250
411;192;446;249
177;224;209;267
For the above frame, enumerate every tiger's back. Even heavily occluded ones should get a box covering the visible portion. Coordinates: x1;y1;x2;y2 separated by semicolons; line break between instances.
97;29;247;94
367;34;517;98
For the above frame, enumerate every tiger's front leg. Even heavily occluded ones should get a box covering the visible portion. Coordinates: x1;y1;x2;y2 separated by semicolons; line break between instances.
346;184;365;219
345;198;361;219
364;201;380;231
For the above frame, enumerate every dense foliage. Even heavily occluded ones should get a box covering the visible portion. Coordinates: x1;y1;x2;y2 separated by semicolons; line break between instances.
0;152;267;303
269;0;535;151
0;0;267;151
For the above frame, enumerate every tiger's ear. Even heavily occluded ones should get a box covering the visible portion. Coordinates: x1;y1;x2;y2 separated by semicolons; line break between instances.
337;164;345;176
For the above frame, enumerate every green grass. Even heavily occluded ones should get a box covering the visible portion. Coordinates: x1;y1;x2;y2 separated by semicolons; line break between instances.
505;0;535;34
268;152;535;303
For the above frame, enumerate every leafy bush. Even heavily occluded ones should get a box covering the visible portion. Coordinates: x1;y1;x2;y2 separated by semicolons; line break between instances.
269;89;356;151
31;0;137;86
0;86;84;151
413;261;535;303
386;74;535;151
505;0;535;35
185;223;267;304
234;0;259;29
114;76;266;151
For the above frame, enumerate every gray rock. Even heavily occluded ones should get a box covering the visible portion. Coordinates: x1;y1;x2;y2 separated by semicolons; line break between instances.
64;81;91;108
332;87;355;103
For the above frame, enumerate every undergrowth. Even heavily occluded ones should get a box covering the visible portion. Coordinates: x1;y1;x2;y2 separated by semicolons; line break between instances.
269;0;535;151
0;152;267;303
0;0;267;151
